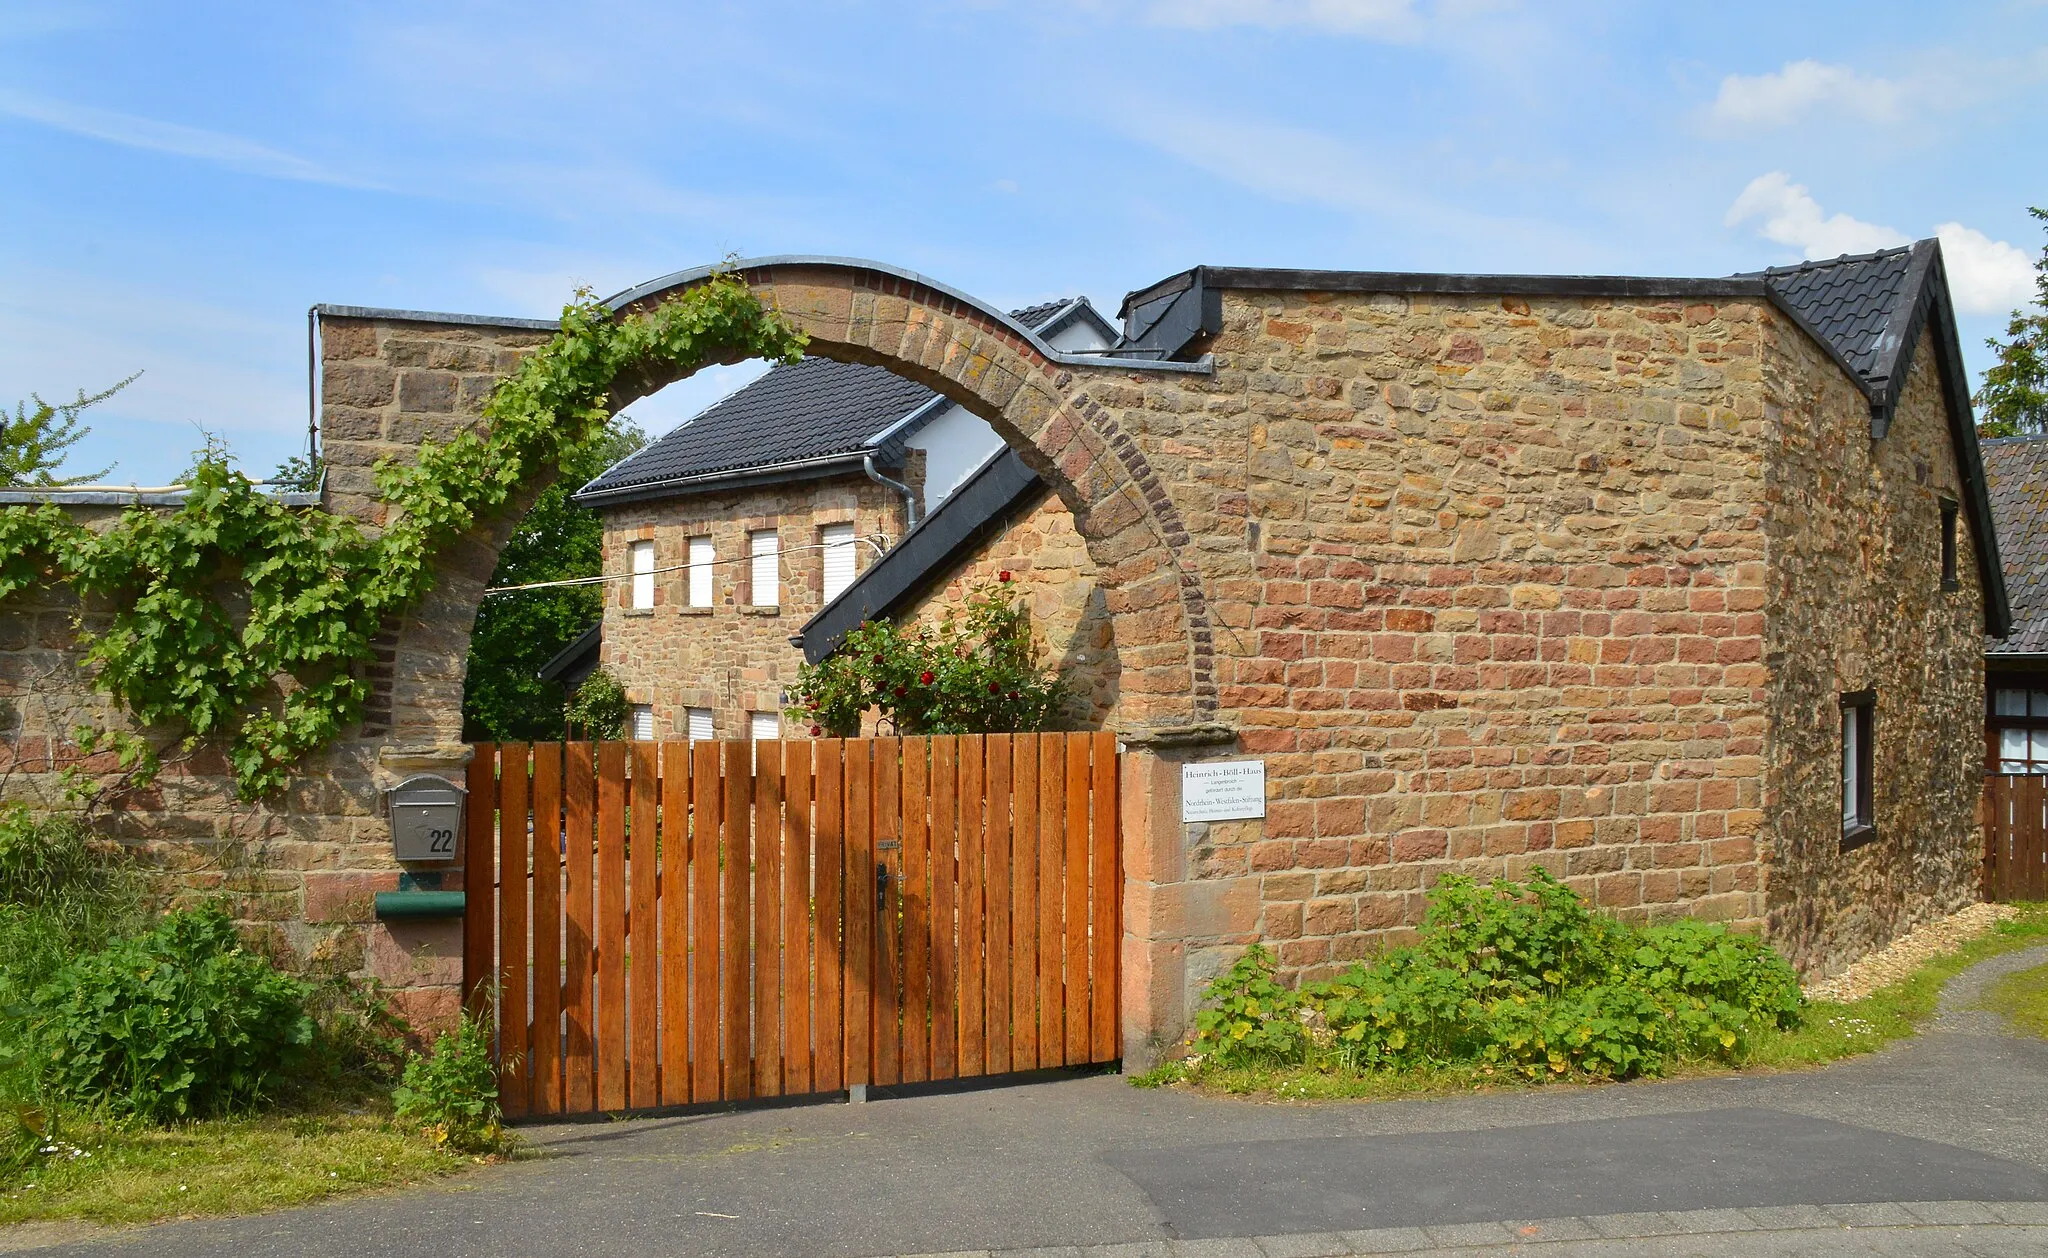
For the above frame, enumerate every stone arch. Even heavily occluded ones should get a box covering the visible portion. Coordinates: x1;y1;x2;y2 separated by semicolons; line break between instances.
339;257;1220;749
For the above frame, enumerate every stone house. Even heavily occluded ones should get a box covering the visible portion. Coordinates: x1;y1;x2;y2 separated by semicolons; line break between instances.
1982;434;2048;771
567;297;1121;740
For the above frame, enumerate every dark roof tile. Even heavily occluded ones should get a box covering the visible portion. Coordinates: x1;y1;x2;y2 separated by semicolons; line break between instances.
1986;436;2048;654
1754;247;1917;390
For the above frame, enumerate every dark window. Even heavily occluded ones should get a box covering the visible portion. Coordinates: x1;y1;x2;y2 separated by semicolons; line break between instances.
1841;690;1875;850
1989;685;2048;772
1941;500;1959;591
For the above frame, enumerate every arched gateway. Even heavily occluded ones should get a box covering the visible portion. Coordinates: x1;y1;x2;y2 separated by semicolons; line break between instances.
326;257;1223;756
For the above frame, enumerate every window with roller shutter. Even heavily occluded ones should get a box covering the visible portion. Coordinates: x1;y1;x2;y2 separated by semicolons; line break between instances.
821;523;856;604
749;530;779;607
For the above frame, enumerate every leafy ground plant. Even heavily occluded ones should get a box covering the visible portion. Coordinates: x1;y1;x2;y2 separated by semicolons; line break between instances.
28;906;316;1122
392;1012;510;1156
1139;899;2048;1099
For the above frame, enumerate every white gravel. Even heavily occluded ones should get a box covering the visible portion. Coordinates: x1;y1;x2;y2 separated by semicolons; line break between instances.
1802;902;2020;1004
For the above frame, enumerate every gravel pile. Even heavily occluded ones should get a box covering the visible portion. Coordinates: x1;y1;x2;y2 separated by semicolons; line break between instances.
1802;902;2019;1004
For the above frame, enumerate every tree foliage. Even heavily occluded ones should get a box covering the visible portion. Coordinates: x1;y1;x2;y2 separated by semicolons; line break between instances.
1976;207;2048;440
460;418;642;742
0;276;807;796
0;376;131;487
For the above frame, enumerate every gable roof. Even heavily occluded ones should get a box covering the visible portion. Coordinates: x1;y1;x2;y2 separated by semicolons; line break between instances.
573;298;1106;506
1120;242;2010;637
1984;436;2048;654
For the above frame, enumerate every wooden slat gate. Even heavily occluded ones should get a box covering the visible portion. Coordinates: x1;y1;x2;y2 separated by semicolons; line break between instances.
1983;774;2048;902
461;733;1120;1117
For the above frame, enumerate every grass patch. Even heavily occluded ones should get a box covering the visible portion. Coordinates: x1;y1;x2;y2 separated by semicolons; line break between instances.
1979;961;2048;1040
1142;903;2048;1102
0;1108;472;1227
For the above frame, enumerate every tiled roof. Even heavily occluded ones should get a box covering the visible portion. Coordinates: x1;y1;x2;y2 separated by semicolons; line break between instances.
1754;247;1917;394
578;357;935;496
576;300;1085;501
1985;436;2048;653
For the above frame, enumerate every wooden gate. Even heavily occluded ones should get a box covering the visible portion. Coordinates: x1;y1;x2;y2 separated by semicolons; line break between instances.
461;733;1121;1118
1983;774;2048;902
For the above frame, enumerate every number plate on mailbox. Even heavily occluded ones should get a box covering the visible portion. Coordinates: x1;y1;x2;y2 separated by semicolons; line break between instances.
387;773;465;862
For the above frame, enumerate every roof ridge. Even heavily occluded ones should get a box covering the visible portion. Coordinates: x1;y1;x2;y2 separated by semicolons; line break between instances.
1747;243;1918;278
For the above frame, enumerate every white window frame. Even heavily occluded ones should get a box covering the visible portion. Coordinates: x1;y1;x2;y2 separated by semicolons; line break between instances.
1841;690;1875;850
749;529;780;607
821;523;857;604
687;535;714;608
629;540;655;610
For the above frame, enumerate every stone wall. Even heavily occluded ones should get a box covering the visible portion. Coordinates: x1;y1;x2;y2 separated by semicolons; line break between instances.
1758;320;1986;972
1102;289;1781;1013
597;471;910;737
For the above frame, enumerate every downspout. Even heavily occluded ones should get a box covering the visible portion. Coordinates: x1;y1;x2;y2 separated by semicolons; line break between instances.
863;453;920;528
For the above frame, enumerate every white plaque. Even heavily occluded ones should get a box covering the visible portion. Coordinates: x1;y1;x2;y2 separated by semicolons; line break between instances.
1181;760;1266;823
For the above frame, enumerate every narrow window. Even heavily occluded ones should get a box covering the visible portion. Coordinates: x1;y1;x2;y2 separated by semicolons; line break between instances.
629;703;654;741
1940;500;1959;591
686;707;714;743
687;536;714;607
629;540;655;610
749;529;780;607
750;710;780;741
821;523;857;604
1841;690;1875;849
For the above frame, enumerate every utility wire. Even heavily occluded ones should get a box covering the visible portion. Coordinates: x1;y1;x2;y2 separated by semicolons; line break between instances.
483;535;891;596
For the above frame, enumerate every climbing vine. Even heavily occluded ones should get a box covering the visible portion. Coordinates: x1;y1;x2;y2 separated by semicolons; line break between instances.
0;274;807;798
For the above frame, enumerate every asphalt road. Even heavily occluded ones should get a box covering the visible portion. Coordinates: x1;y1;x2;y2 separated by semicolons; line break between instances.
21;946;2048;1258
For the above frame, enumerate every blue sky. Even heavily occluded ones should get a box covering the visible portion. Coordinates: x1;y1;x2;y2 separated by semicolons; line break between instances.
2;0;2043;483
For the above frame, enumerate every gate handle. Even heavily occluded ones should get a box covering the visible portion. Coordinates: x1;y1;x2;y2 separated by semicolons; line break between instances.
877;863;890;912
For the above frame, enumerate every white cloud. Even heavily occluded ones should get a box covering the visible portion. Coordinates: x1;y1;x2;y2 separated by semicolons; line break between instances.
1707;59;1903;129
1724;173;2040;317
1723;172;1908;258
1934;223;2039;315
0;89;372;188
1143;0;1421;35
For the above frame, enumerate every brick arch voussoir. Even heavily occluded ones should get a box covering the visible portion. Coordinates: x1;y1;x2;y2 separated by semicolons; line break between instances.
609;260;1218;726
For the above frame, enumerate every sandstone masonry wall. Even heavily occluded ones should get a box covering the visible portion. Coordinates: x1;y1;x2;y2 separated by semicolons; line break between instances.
1758;320;1985;971
1093;291;1780;1005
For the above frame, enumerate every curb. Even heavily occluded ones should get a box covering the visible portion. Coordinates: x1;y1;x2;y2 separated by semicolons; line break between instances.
895;1200;2048;1256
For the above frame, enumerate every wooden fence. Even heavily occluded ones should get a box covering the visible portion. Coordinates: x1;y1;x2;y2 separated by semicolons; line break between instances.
1983;774;2048;902
461;733;1121;1118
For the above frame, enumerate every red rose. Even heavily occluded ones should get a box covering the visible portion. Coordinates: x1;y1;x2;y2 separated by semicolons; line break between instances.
988;681;1000;694
809;724;822;737
894;685;906;698
998;570;1013;582
873;653;885;665
919;671;935;685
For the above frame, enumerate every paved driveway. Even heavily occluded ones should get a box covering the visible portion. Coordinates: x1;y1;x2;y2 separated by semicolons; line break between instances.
24;947;2048;1257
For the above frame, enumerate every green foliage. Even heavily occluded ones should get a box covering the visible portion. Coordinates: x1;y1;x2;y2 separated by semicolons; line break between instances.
462;418;642;742
0;375;130;487
788;574;1066;736
26;906;315;1122
0;806;145;1011
1185;870;1803;1084
1976;207;2048;439
391;1012;507;1155
0;276;806;796
564;669;629;740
